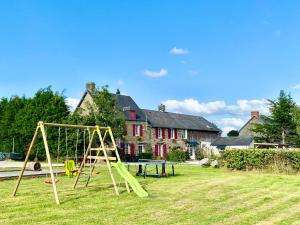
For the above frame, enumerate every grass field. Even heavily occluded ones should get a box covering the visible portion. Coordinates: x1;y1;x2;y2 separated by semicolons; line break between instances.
1;166;300;225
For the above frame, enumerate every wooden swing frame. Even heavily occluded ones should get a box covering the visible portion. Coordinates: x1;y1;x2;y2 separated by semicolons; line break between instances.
12;121;130;205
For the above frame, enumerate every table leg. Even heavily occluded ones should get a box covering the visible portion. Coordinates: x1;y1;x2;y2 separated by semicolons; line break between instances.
144;165;147;179
172;164;174;176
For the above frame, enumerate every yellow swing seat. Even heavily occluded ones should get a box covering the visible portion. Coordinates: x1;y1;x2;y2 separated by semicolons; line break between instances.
65;160;78;177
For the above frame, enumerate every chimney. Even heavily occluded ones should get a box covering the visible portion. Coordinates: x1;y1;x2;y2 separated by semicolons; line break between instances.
251;111;259;119
158;104;166;112
86;82;96;92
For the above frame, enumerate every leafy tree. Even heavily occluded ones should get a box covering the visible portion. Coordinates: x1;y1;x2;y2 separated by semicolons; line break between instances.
227;130;239;137
0;96;28;152
15;87;70;159
83;85;126;139
252;90;298;145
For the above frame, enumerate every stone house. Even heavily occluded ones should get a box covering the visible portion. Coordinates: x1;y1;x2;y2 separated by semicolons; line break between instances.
76;83;221;160
239;111;264;137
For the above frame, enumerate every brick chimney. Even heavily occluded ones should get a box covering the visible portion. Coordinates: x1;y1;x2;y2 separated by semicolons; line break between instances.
86;82;96;92
158;104;166;112
251;111;260;119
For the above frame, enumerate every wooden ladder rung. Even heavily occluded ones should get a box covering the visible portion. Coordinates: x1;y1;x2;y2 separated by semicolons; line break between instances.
87;156;117;161
90;147;116;151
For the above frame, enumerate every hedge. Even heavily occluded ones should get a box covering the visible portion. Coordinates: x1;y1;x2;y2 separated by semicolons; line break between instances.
166;148;187;162
221;149;300;173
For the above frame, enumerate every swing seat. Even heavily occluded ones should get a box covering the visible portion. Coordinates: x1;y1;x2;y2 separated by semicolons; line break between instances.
44;178;59;184
65;160;78;177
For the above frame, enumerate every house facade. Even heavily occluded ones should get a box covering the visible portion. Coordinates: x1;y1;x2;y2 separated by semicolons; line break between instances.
239;111;264;137
76;82;221;160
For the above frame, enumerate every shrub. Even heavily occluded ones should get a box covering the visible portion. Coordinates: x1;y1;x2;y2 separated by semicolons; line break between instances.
195;148;205;160
140;153;153;160
221;149;300;173
166;147;187;162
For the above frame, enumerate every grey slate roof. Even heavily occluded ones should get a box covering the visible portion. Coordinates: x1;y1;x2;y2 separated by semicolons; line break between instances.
211;136;254;146
142;109;221;132
113;94;146;121
75;90;146;121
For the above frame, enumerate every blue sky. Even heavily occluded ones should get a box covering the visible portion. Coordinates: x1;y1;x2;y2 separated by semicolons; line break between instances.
1;0;300;134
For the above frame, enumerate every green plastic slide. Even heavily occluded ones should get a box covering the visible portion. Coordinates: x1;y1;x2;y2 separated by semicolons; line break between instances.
111;162;149;198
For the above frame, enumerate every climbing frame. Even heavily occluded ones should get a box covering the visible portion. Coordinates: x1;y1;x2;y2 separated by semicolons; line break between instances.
12;121;129;205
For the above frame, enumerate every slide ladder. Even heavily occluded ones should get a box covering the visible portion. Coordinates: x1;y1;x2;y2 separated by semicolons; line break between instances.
112;162;149;198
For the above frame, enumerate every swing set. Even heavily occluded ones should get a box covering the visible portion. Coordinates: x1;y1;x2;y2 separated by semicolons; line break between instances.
12;121;130;205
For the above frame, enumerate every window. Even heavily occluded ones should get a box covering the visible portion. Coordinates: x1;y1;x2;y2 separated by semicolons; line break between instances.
181;129;188;139
171;128;175;139
158;144;164;157
158;128;162;138
135;124;140;136
138;145;144;155
125;144;130;155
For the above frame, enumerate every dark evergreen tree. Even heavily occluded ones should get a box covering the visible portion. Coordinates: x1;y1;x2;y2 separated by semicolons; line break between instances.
227;130;239;137
252;90;298;145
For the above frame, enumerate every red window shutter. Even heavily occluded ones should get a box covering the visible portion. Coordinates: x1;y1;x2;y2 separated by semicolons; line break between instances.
132;124;136;136
163;144;167;159
175;128;178;139
130;143;135;156
168;128;171;139
162;128;165;139
155;128;158;139
130;111;136;120
154;144;158;158
140;124;143;137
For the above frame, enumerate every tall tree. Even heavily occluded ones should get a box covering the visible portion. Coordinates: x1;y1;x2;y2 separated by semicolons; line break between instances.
83;85;126;139
252;90;298;145
13;87;69;159
227;130;239;137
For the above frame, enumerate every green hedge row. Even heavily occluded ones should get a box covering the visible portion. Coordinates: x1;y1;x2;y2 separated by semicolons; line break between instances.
221;149;300;172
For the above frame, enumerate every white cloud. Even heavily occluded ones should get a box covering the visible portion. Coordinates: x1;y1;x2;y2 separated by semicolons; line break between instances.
292;84;300;90
169;47;189;55
215;117;246;136
144;68;168;78
65;97;80;112
216;118;245;128
162;98;269;116
116;80;124;86
221;126;237;137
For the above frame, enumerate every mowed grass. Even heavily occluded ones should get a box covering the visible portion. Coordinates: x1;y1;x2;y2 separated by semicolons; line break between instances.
1;166;300;225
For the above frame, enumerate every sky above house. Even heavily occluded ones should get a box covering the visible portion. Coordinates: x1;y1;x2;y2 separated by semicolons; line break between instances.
1;0;300;135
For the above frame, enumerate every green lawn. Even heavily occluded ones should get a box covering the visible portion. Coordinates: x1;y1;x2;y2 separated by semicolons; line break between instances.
1;166;300;225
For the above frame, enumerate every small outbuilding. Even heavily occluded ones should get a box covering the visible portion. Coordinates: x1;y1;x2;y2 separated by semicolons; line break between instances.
211;136;254;150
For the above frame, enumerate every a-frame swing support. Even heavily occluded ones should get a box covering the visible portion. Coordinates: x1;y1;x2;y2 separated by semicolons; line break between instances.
12;121;129;205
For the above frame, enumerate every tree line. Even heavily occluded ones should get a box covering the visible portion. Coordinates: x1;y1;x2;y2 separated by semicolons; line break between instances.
0;86;125;160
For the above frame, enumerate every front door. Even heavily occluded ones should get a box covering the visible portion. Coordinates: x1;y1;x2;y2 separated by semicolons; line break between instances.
188;146;195;160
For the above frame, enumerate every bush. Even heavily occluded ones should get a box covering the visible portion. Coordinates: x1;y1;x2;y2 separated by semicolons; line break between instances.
140;153;153;160
222;149;300;173
166;148;187;162
195;148;205;160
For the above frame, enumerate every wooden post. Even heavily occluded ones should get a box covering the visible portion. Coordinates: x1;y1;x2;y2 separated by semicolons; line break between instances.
108;128;130;193
40;123;60;205
12;125;40;197
97;127;119;195
73;129;96;189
